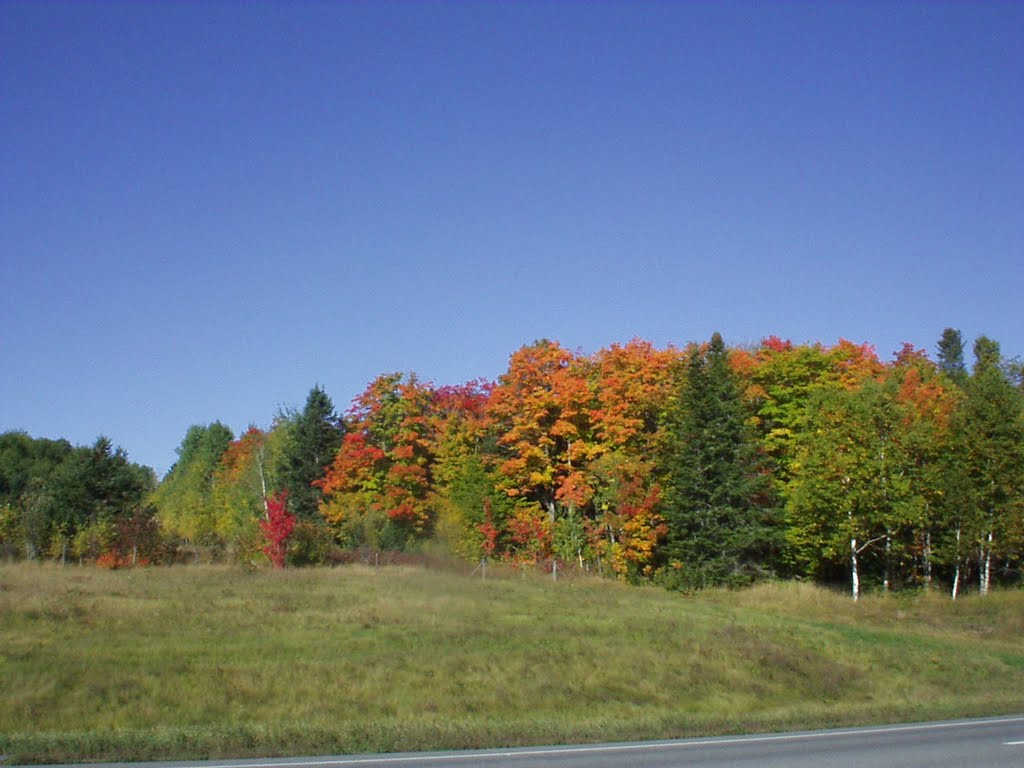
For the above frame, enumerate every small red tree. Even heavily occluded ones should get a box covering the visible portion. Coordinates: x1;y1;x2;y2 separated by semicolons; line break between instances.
477;498;499;559
260;491;295;568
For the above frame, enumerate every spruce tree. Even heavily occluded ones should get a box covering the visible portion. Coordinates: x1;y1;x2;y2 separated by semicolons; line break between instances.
937;327;967;386
661;333;777;589
278;386;344;519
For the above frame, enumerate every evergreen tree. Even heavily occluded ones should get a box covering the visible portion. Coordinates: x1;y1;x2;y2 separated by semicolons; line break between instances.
660;333;777;589
937;327;967;386
278;386;344;519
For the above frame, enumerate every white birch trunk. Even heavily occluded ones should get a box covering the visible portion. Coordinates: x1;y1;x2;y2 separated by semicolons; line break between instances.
851;537;860;602
951;524;961;601
255;442;270;517
883;533;891;592
980;530;993;596
847;499;860;601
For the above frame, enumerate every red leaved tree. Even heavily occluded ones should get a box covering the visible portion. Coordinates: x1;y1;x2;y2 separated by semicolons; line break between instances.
478;497;499;559
260;490;295;568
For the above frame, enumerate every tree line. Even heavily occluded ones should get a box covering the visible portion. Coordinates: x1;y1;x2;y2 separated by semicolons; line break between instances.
2;328;1022;598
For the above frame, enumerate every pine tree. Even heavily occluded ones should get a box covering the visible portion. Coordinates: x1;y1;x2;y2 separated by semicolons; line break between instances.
278;386;344;519
660;333;777;589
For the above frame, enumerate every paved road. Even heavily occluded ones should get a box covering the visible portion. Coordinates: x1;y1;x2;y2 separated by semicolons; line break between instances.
24;716;1024;768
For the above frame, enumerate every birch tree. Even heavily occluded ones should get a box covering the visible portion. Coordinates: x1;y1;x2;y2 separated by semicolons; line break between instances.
951;337;1024;596
787;382;914;599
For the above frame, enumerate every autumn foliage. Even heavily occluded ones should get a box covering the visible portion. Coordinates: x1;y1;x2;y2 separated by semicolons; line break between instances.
83;329;1016;597
260;491;295;568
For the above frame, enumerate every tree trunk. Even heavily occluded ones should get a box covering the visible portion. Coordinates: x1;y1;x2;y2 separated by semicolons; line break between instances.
851;537;860;602
256;444;269;515
980;530;993;596
951;525;961;601
922;530;932;590
883;532;892;592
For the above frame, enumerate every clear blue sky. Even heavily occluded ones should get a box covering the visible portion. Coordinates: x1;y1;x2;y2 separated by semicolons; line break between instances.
2;1;1021;477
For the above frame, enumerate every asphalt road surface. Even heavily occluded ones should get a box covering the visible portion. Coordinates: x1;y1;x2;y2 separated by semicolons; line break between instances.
23;715;1024;768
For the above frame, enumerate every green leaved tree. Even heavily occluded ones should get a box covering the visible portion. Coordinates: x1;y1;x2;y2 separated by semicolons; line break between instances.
786;380;916;599
152;422;234;547
948;337;1024;596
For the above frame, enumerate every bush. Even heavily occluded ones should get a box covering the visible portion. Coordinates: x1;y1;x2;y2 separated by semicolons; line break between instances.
71;519;116;562
0;503;25;559
287;520;336;566
228;520;267;565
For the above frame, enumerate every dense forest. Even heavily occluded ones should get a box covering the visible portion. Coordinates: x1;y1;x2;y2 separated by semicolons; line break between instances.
2;328;1022;599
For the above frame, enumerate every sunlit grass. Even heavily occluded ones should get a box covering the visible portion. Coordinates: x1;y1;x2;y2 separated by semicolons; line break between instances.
1;563;1022;764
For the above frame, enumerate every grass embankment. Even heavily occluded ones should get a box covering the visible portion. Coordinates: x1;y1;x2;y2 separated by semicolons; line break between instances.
1;563;1022;764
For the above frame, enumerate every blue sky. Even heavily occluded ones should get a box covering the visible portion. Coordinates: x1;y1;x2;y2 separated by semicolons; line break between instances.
2;1;1021;476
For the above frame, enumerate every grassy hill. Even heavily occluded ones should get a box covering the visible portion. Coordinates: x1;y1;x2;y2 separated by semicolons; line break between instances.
1;562;1022;764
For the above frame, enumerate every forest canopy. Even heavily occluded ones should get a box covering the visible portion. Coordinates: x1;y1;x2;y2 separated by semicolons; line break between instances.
2;328;1022;599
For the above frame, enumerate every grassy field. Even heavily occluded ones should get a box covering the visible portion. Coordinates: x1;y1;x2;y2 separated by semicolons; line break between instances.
1;563;1022;764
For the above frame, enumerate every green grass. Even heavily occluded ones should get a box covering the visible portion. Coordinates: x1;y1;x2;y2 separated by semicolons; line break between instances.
1;563;1022;764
